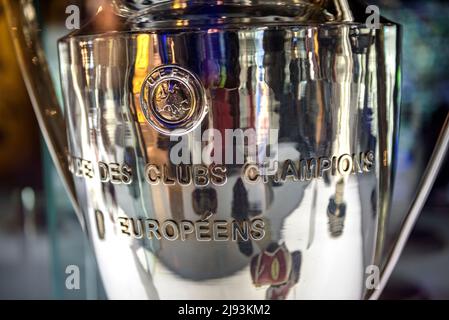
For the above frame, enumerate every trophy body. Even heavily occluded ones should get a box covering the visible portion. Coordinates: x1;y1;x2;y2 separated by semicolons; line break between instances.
57;1;400;299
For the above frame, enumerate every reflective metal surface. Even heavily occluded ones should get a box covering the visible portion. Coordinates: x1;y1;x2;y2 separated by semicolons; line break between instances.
56;0;400;299
3;0;85;229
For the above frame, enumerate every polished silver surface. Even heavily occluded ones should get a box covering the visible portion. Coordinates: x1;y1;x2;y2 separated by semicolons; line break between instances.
371;114;449;300
55;0;400;299
3;0;85;229
12;0;448;300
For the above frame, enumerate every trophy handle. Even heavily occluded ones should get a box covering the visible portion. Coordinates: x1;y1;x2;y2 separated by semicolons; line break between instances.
369;113;449;299
3;0;85;230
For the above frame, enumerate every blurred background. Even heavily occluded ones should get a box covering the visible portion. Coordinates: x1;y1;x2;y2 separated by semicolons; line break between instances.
0;0;448;299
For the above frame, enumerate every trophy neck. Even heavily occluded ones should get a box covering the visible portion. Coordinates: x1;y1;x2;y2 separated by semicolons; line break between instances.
110;0;361;27
63;0;389;38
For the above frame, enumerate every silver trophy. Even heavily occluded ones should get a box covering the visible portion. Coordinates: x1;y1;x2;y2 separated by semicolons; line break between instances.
4;0;449;299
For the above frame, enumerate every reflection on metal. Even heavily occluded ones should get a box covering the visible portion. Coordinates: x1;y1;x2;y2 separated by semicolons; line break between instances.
95;210;106;240
327;179;347;237
56;3;400;296
11;0;449;300
3;0;84;230
370;114;449;300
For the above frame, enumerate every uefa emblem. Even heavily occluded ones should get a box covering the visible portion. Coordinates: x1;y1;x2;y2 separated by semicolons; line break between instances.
140;65;208;135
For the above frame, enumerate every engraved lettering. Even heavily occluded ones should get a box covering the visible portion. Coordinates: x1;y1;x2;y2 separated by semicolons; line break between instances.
177;165;192;186
115;217;266;242
161;220;179;241
318;157;332;178
121;164;133;184
180;220;195;240
145;164;161;185
118;217;131;236
98;162;110;182
280;159;298;182
210;165;227;186
83;160;94;178
109;163;122;184
250;219;265;241
364;151;375;172
213;220;228;241
130;218;144;239
243;164;261;184
338;154;353;175
195;221;211;241
232;221;249;241
163;165;175;186
69;150;375;189
352;153;364;174
147;219;162;240
75;158;83;177
300;158;317;181
193;165;209;187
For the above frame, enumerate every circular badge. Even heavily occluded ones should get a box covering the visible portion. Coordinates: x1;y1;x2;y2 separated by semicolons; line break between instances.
140;65;207;135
